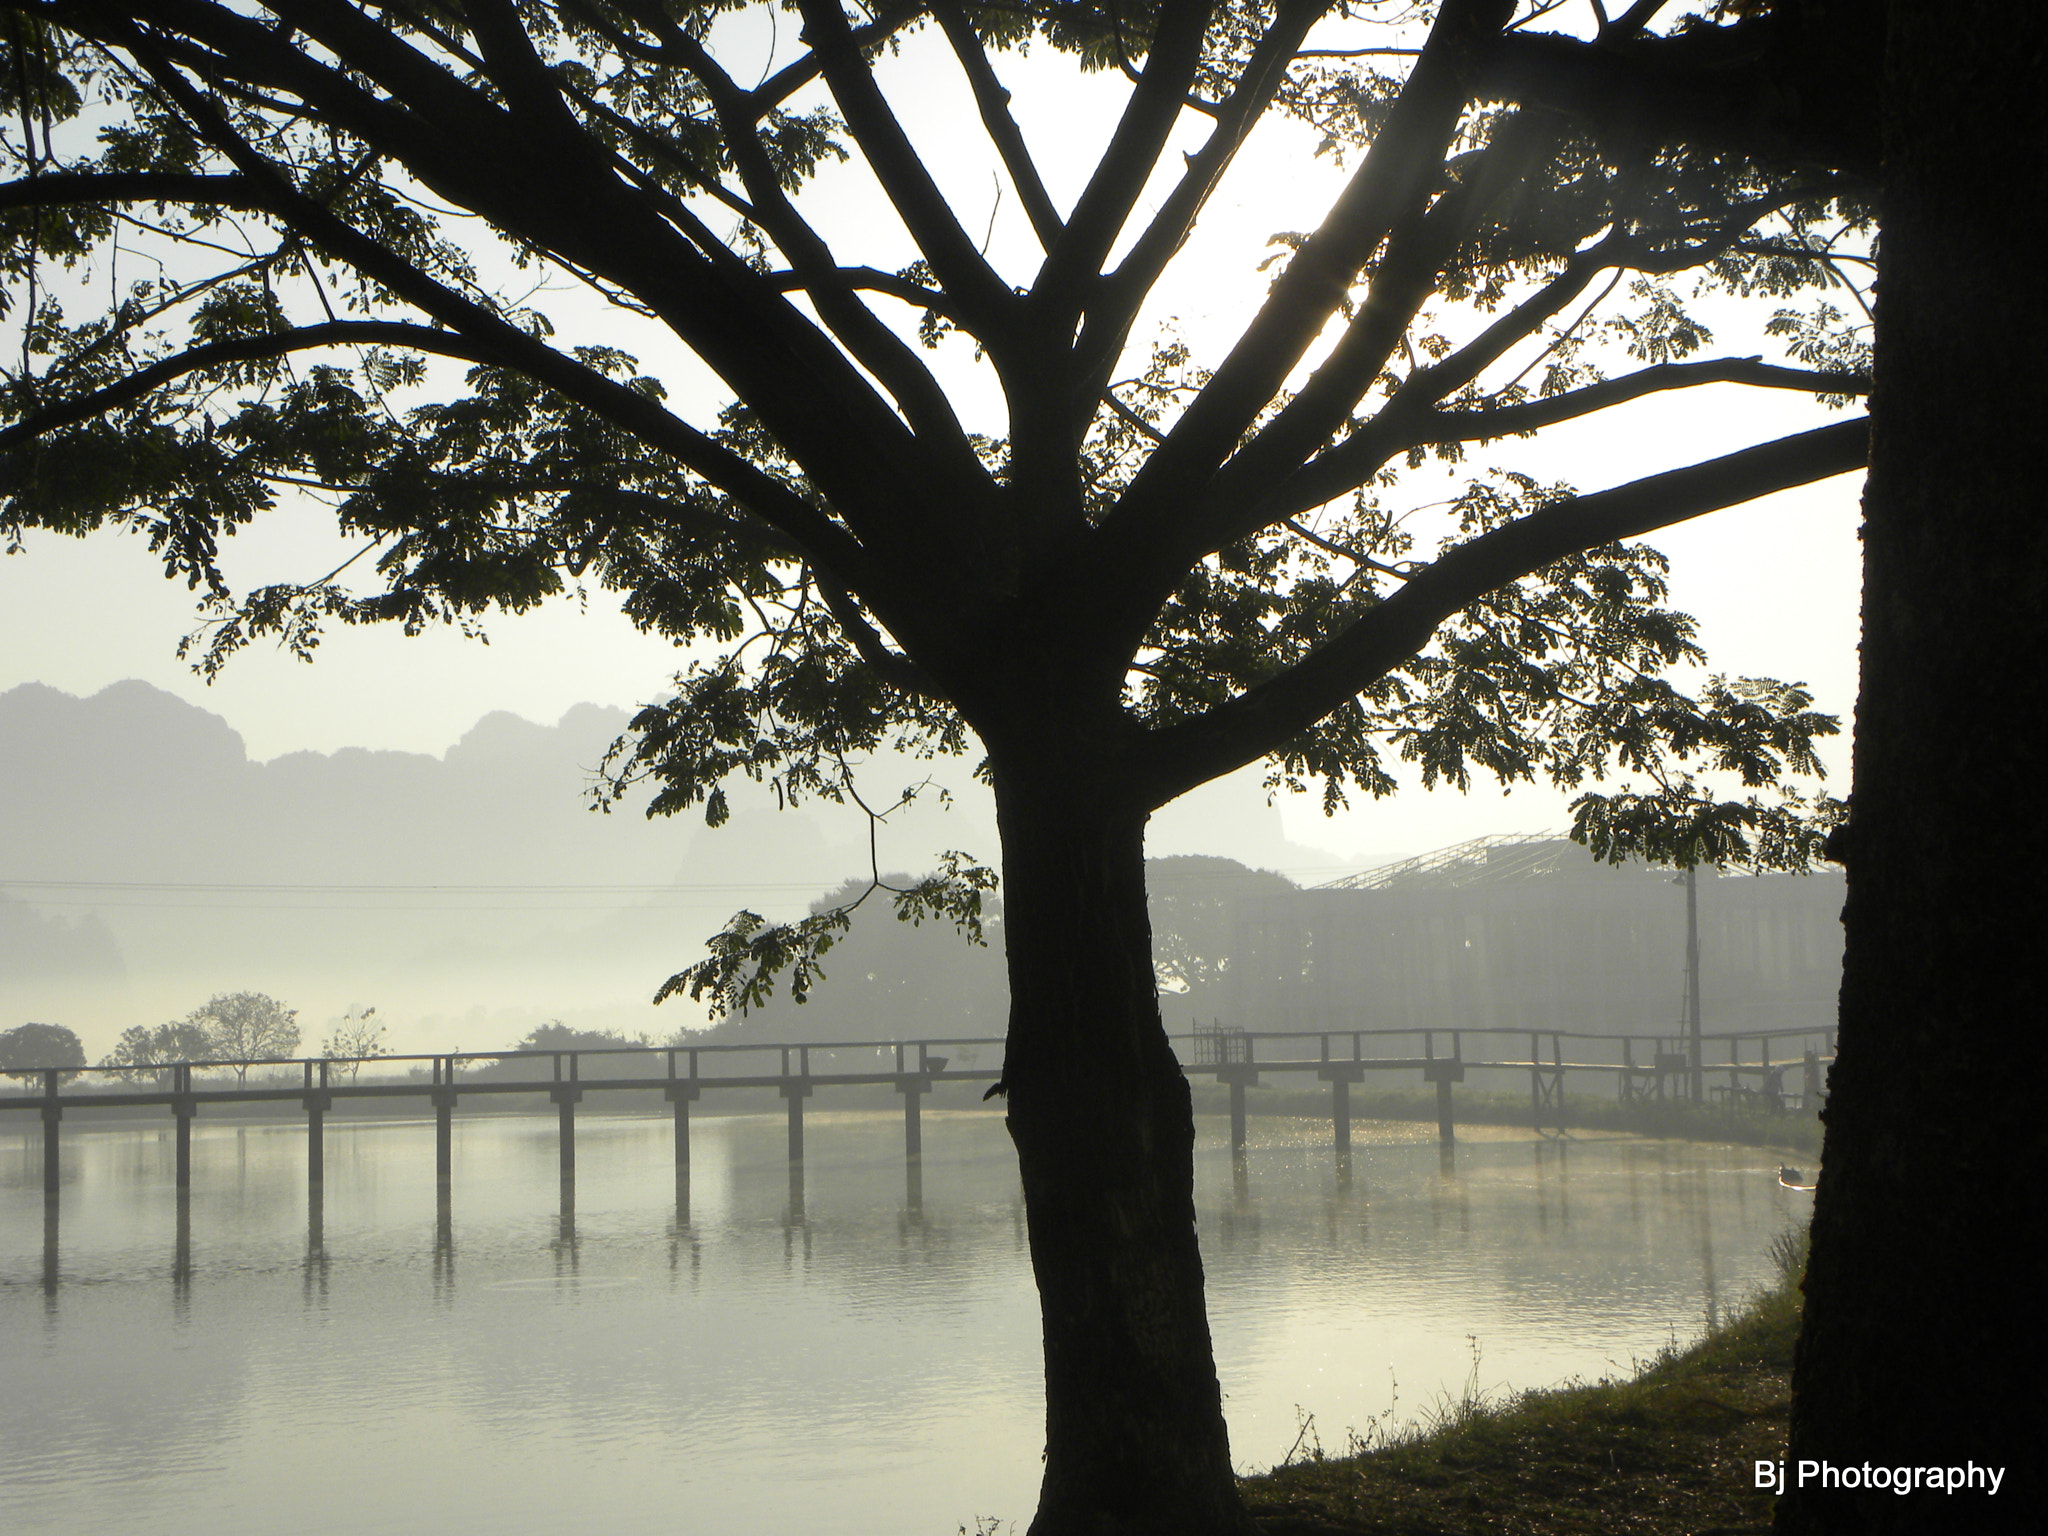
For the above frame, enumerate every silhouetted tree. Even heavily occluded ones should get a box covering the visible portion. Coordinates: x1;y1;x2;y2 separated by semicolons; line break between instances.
1;6;1873;1529
320;1004;386;1081
513;1020;641;1053
1147;856;1301;1020
189;991;300;1082
0;1020;85;1079
101;1018;218;1082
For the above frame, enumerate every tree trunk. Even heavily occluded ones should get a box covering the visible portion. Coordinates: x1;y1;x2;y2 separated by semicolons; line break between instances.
1778;5;2048;1529
991;753;1257;1536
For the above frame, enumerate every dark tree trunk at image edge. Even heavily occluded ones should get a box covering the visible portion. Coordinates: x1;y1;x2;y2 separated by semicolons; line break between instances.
1779;4;2048;1530
993;749;1253;1536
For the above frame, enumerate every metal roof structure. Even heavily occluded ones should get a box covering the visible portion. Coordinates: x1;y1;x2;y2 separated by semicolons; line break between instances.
1313;831;1584;892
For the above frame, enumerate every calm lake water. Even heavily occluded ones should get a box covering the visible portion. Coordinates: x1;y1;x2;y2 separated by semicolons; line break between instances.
1;1108;1809;1535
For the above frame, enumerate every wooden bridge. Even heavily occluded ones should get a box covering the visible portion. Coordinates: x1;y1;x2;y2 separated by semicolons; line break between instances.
5;1025;1832;1214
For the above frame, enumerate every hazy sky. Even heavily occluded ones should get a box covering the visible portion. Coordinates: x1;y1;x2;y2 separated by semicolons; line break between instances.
0;9;1868;873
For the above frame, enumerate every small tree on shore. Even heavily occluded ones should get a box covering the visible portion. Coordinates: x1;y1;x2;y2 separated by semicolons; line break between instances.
0;1021;86;1081
189;992;300;1084
320;1005;386;1082
100;1019;220;1083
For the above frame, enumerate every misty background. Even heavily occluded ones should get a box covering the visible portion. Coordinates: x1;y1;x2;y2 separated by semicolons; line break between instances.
2;680;1371;1060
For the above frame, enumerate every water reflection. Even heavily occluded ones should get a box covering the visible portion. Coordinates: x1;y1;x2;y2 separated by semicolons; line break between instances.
2;1112;1807;1536
303;1185;328;1306
1531;1136;1572;1235
41;1193;57;1313
172;1188;192;1319
432;1189;456;1302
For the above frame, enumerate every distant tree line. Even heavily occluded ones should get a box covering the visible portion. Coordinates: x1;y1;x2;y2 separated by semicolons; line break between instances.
100;992;302;1083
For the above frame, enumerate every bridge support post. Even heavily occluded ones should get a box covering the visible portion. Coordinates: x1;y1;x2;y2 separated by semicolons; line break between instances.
1424;1039;1465;1175
431;1077;457;1190
665;1081;698;1172
896;1072;930;1214
783;1080;810;1164
172;1065;195;1192
552;1085;583;1184
42;1184;59;1297
898;1075;927;1160
782;1056;812;1219
37;1070;62;1200
41;1100;60;1199
173;1188;192;1302
304;1085;332;1192
1217;1062;1260;1190
302;1060;331;1191
1317;1062;1365;1185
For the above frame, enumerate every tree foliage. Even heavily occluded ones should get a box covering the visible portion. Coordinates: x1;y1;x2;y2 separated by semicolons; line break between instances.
100;1015;222;1080
320;1003;386;1079
1147;856;1301;1008
106;991;303;1082
0;1019;85;1077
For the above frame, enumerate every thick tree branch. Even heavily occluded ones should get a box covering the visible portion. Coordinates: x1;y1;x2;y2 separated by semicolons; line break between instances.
815;574;952;704
1068;0;1329;416
658;23;981;461
0;168;253;212
1136;418;1870;807
1477;15;1881;183
743;3;927;118
1193;111;1561;553
0;318;855;575
0;321;450;444
932;2;1063;251
1418;359;1870;442
767;264;958;320
1261;357;1865;540
792;0;1014;333
1029;0;1217;325
1107;0;1517;535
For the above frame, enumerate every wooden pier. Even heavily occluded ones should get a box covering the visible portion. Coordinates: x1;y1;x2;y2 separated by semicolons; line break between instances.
5;1025;1833;1211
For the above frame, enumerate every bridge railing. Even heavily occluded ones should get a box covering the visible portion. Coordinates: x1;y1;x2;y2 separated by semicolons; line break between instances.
1167;1023;1835;1074
0;1036;1012;1104
3;1023;1835;1106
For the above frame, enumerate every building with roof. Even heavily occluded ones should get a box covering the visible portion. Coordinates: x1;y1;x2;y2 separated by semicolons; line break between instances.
1220;833;1844;1037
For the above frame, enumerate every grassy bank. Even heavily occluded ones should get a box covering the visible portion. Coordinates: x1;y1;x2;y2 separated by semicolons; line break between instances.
1242;1230;1806;1535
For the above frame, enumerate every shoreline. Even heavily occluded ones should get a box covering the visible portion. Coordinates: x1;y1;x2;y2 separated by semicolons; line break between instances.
1243;1231;1806;1534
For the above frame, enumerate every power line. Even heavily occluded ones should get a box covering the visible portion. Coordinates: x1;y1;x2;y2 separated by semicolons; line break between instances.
0;876;835;896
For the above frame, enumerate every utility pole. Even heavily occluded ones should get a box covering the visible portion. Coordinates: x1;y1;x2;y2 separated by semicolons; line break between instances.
1685;865;1703;1103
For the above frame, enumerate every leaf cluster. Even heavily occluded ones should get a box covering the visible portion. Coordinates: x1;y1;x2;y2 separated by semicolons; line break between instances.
658;849;997;1015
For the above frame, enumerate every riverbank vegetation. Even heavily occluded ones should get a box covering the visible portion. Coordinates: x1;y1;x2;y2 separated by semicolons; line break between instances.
1241;1228;1807;1534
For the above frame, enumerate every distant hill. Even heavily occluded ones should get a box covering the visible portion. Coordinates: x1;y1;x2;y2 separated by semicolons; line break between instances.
1;682;1360;1063
0;681;880;1058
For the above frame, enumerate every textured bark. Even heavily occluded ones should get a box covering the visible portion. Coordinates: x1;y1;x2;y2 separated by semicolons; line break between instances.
1777;4;2048;1530
991;753;1256;1536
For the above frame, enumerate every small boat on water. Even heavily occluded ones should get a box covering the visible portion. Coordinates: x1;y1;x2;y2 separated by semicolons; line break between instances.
1779;1165;1817;1190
